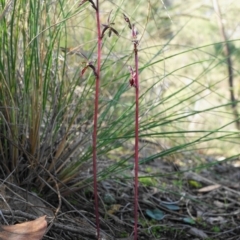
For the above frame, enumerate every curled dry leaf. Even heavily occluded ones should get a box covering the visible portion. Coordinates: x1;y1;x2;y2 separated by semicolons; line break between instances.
0;215;47;240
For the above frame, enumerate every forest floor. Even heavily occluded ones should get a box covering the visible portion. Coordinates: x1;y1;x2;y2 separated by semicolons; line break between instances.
1;151;240;240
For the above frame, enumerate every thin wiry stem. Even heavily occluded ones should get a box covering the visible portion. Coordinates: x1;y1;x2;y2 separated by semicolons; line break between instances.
123;14;140;239
133;28;139;240
134;46;139;240
93;0;101;239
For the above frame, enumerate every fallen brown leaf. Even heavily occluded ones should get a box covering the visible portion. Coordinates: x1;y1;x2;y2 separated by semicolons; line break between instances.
0;215;47;240
197;184;221;193
107;204;122;215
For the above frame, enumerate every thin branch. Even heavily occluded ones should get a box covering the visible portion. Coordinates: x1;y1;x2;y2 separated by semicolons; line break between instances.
212;0;240;130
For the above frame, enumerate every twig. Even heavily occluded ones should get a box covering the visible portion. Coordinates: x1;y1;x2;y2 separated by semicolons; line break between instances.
37;165;62;235
212;0;240;130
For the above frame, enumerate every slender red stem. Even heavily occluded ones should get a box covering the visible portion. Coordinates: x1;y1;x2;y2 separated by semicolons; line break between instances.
133;42;139;240
121;19;139;238
92;0;101;239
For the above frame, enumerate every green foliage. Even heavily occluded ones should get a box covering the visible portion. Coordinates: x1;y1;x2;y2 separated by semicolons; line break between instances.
211;226;221;233
188;180;202;188
160;202;180;211
139;176;157;187
119;231;128;238
182;217;196;225
146;209;165;220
